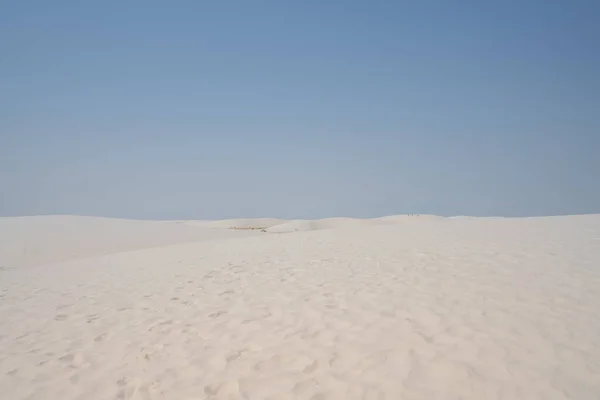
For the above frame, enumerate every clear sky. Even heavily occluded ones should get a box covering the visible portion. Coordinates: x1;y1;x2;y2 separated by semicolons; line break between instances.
1;1;599;219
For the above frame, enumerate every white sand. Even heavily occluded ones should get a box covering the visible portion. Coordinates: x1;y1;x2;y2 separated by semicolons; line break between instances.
0;216;262;269
1;214;599;399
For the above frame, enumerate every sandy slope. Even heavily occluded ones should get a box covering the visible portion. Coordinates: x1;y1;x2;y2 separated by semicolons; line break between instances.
1;215;599;399
0;216;262;269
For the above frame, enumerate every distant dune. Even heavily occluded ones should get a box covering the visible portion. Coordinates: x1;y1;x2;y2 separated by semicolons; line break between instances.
205;218;287;230
1;214;599;399
0;215;260;269
0;214;445;268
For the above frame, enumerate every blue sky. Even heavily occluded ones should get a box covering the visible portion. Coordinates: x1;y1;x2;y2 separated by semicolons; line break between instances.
1;1;599;219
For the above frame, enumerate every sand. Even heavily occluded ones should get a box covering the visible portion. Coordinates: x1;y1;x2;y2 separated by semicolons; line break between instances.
1;214;599;399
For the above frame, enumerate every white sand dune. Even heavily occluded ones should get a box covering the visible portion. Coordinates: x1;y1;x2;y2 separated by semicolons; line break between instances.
265;215;446;233
207;218;287;230
1;214;600;399
265;217;390;233
0;215;262;269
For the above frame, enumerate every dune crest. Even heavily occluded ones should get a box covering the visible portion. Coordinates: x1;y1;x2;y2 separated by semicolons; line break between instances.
0;215;261;269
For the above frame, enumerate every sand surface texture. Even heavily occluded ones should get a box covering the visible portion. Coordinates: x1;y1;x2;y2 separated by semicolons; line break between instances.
1;215;599;399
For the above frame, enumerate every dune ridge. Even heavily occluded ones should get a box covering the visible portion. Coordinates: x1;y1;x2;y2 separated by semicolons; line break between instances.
0;214;442;268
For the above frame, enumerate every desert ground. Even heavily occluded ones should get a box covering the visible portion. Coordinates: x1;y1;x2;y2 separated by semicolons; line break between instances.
0;214;599;399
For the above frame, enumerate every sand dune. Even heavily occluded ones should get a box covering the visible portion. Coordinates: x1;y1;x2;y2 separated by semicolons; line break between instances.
0;215;440;268
264;218;386;233
1;214;599;399
207;218;287;230
0;215;262;269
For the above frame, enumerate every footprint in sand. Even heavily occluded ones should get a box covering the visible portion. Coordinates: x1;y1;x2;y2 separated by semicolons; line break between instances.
94;333;108;342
